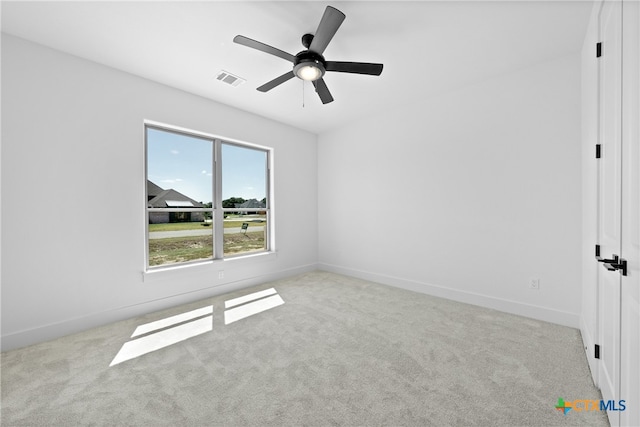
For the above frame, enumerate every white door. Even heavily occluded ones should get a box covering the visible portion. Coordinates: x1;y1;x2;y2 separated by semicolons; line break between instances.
597;1;623;426
620;1;640;425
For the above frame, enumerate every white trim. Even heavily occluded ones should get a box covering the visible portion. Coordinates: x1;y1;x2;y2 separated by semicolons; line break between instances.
318;262;580;329
214;139;224;258
1;262;317;352
143;119;271;152
144;122;273;270
580;314;600;386
143;251;278;282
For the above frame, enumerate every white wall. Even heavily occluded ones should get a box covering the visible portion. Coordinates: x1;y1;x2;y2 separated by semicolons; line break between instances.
1;35;318;350
318;54;583;327
1;32;586;351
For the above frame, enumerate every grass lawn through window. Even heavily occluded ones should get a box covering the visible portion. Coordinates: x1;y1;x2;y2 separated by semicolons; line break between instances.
148;216;267;266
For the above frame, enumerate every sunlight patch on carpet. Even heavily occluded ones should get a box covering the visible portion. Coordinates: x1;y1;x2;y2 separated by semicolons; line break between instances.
131;305;213;338
110;306;213;366
225;287;277;309
224;289;284;325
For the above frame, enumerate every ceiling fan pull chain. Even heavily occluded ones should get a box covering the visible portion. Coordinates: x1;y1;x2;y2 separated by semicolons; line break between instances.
302;80;305;108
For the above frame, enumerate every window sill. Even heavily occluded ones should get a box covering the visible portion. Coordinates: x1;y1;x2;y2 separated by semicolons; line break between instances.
142;251;277;283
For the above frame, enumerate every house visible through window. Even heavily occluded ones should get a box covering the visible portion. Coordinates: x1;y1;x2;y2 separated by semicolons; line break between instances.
145;124;270;269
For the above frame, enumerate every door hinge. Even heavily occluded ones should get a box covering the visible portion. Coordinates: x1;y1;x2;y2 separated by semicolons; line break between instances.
596;42;602;58
595;344;600;359
596;144;601;159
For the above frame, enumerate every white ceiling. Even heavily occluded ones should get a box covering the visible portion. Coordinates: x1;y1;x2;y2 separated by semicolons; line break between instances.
1;1;593;134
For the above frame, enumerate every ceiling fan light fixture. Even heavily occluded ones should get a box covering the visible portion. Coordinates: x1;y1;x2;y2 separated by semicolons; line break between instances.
297;65;322;81
294;61;325;81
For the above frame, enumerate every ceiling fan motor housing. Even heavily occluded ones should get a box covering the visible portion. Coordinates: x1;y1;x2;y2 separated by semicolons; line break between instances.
301;33;314;49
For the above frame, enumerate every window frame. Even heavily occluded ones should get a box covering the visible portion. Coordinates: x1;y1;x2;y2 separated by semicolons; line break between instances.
144;121;272;271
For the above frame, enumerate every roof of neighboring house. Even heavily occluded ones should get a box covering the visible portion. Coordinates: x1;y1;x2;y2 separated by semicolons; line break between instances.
235;199;266;209
148;188;204;208
147;180;165;199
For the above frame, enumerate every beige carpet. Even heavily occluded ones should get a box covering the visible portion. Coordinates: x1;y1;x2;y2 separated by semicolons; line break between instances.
1;271;608;426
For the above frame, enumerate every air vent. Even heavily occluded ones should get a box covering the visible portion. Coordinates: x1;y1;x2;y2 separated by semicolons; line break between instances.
215;70;246;87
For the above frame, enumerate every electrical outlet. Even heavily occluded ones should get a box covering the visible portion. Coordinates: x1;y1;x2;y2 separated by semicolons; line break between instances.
218;270;224;279
529;278;540;290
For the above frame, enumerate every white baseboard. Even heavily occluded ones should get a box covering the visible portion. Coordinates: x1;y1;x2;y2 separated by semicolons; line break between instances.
1;263;317;352
318;262;580;329
3;262;581;352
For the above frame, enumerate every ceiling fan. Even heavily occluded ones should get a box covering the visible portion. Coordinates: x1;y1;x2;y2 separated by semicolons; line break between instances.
233;5;383;104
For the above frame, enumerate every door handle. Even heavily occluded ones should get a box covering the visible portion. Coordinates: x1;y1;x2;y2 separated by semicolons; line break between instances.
603;257;628;276
597;254;619;263
595;246;627;276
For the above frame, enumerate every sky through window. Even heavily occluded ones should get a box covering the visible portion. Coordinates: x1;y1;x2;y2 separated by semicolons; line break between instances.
147;128;266;204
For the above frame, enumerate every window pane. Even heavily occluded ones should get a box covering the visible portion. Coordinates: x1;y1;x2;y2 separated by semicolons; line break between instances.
221;144;267;208
223;214;267;257
146;125;271;268
148;217;214;267
147;128;213;206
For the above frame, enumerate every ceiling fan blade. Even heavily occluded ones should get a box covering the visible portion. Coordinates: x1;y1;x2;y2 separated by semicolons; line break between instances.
325;61;384;76
233;35;296;63
308;6;346;55
257;71;295;92
312;78;334;104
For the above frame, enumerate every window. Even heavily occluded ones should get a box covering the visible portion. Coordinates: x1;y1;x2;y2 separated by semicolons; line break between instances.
145;124;270;269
